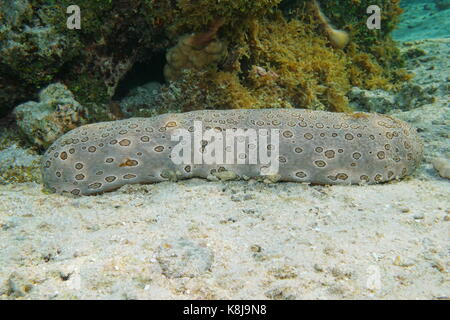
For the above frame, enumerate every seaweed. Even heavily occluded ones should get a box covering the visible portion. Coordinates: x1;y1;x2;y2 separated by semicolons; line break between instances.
1;0;408;121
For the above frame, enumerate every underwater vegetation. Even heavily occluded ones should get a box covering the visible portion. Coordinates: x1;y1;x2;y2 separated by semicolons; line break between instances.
0;125;42;184
1;0;409;139
144;0;408;114
0;0;169;117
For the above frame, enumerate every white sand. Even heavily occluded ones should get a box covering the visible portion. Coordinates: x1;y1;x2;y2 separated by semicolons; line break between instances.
0;175;449;299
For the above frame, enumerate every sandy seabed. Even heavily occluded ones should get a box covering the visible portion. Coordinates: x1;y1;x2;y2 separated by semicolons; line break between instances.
0;175;449;299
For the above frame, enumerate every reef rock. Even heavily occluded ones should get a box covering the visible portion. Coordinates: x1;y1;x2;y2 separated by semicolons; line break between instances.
13;83;88;149
0;0;76;115
0;144;41;184
349;83;436;113
164;33;227;82
119;82;163;117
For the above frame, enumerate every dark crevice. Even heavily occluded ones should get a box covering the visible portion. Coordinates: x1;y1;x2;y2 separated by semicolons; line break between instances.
113;51;167;100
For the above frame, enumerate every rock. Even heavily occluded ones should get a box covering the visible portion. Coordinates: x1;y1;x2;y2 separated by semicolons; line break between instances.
13;83;88;148
0;144;41;184
265;287;296;300
268;265;298;280
231;194;255;202
0;1;166;116
413;213;425;220
348;83;435;113
250;244;262;253
313;264;324;272
263;175;282;184
213;170;238;182
404;47;427;59
432;157;450;179
330;267;353;280
119;82;162;117
156;238;213;278
0;0;72;113
348;87;395;113
434;0;450;11
0;144;39;169
395;83;436;109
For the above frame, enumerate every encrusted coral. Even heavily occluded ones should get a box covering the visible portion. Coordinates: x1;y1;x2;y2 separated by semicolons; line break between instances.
158;14;353;112
0;144;42;185
2;0;408;146
0;0;170;114
156;0;407;113
13;83;88;149
0;120;42;184
164;29;228;82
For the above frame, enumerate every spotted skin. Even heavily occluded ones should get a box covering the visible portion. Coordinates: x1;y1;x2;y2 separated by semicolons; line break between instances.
42;109;423;195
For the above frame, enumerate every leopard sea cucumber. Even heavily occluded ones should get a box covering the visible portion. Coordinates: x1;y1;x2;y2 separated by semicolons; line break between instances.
41;109;423;195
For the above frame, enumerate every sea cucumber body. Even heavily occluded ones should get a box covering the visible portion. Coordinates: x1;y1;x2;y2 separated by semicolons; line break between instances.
41;109;423;195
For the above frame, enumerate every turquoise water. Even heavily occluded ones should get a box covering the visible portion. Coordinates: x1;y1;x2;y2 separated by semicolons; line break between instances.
393;0;450;41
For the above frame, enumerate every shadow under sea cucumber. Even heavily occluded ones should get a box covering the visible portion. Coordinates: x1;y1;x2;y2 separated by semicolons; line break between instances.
41;109;424;196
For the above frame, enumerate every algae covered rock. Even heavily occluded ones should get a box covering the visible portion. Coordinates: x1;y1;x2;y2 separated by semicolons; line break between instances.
2;0;409;140
0;144;42;185
119;82;163;117
0;0;168;115
155;0;408;113
349;83;436;113
0;120;42;185
164;33;228;82
0;0;79;115
13;83;88;149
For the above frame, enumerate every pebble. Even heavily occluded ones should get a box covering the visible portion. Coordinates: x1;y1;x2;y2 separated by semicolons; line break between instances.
313;264;324;272
265;287;296;300
231;194;255;202
413;213;425;220
432;157;450;179
214;171;238;181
